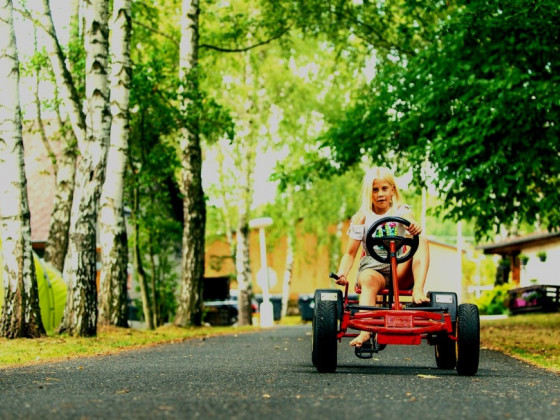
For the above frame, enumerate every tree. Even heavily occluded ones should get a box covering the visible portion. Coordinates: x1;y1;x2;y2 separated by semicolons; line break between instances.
0;0;45;338
98;0;132;327
41;0;80;273
59;0;111;336
174;0;206;326
320;0;560;238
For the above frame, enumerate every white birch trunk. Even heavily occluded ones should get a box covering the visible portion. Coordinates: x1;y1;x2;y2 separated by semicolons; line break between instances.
34;0;86;147
235;171;252;326
98;0;132;327
174;0;205;327
41;3;80;272
59;0;110;336
0;0;45;338
35;0;80;273
281;233;294;318
235;137;256;325
43;124;77;272
234;50;257;326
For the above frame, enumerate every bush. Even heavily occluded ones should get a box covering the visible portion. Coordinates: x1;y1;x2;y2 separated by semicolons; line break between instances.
474;283;512;315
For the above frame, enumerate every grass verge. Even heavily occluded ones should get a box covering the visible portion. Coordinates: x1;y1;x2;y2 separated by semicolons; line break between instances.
480;312;560;373
0;324;256;368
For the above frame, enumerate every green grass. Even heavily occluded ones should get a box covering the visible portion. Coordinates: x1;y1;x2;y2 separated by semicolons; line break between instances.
0;313;558;373
0;324;256;367
480;312;560;373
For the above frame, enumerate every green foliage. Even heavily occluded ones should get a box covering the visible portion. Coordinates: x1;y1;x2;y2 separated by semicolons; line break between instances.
262;168;363;263
260;0;450;60
474;283;512;315
318;0;560;239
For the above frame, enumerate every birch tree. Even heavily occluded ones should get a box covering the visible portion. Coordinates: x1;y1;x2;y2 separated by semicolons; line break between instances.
42;0;80;272
34;0;86;146
174;0;205;327
59;0;111;336
98;0;132;327
232;50;259;326
0;0;45;338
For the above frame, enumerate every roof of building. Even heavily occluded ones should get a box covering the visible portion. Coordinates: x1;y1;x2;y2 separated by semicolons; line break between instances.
478;231;560;255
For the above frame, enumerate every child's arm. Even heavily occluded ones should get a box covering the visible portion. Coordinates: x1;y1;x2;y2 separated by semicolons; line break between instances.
334;212;365;285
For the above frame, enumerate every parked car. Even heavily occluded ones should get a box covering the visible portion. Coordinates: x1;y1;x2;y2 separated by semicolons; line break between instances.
229;289;259;313
203;298;239;326
203;290;258;326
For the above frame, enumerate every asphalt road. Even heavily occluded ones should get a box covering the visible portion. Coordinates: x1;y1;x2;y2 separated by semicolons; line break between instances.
0;325;558;420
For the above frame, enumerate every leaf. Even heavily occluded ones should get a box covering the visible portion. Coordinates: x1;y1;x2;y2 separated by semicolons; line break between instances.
417;374;440;379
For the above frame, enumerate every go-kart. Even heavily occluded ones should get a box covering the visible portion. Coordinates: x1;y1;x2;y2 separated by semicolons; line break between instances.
311;216;480;375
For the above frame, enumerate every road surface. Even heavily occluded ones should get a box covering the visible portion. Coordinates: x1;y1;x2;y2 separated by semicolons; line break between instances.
0;325;558;419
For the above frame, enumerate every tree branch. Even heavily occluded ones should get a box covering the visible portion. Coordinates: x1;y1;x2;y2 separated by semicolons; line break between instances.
199;27;290;53
132;19;181;48
132;17;290;53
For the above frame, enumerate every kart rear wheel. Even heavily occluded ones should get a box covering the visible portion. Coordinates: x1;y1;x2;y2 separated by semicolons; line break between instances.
456;303;480;376
435;335;457;369
311;290;338;373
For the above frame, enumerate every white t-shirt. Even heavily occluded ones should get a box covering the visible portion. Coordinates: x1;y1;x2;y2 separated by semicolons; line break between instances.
347;205;411;260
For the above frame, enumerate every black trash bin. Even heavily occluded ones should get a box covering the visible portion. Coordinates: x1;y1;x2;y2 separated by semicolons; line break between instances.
298;294;315;321
270;295;283;320
255;295;283;321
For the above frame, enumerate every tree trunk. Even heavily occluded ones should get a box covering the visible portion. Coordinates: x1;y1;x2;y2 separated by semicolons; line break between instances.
35;0;86;146
43;131;77;272
281;233;294;318
235;147;255;326
234;50;258;326
42;0;80;273
148;237;160;326
0;0;45;339
174;0;205;327
59;0;111;337
235;223;253;326
98;0;132;328
131;187;154;329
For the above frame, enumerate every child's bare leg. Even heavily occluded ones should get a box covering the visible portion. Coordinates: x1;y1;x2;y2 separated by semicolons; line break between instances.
412;236;430;304
350;269;385;347
397;236;430;304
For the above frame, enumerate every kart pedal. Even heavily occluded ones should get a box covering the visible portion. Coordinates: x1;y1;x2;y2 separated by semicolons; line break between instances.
355;339;374;359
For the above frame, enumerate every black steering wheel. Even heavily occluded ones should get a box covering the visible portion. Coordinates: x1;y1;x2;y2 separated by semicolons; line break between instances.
364;216;419;264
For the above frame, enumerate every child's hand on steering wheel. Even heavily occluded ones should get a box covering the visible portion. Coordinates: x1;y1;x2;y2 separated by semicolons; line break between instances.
407;221;422;236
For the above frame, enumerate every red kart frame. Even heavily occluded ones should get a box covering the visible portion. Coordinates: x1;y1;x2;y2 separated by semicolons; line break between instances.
338;240;455;346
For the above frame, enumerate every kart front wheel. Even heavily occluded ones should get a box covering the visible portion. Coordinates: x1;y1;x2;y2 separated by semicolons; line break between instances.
311;290;339;373
456;303;480;376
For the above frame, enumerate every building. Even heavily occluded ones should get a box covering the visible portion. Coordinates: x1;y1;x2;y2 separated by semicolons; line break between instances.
205;223;466;302
479;231;560;287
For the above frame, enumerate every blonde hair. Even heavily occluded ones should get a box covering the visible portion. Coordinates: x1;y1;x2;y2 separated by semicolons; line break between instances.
359;166;402;215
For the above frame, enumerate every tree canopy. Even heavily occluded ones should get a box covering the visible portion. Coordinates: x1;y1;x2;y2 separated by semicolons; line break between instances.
318;0;560;238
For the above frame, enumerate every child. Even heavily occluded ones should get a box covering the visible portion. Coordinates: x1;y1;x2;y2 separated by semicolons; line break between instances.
334;166;430;348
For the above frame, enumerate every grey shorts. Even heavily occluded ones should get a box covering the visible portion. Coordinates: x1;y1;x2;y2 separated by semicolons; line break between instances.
357;256;391;288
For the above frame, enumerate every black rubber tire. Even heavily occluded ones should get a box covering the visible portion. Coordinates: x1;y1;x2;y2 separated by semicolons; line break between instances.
435;335;457;369
311;309;318;367
456;303;480;376
311;290;338;373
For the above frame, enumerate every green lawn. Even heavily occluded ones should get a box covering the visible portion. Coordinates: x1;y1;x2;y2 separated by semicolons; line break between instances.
480;312;560;373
